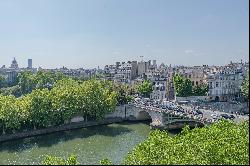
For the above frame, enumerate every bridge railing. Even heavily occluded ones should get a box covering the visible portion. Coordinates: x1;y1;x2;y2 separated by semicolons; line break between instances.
164;119;204;125
129;103;205;123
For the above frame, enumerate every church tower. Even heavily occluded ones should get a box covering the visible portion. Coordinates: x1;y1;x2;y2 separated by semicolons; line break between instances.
10;57;19;69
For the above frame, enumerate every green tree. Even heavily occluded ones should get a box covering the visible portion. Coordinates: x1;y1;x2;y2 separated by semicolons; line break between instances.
173;74;193;97
16;70;67;96
123;120;249;165
42;154;78;165
28;89;53;129
100;159;114;165
0;75;7;89
0;79;118;135
0;95;21;133
0;85;21;97
50;78;81;124
17;71;36;95
192;84;208;96
111;83;130;105
137;80;153;98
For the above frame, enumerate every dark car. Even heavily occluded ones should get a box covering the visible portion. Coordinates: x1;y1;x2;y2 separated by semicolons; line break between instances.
220;114;230;119
229;115;235;119
195;109;203;114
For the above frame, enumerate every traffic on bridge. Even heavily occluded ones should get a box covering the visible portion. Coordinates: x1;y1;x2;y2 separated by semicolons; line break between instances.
129;97;249;125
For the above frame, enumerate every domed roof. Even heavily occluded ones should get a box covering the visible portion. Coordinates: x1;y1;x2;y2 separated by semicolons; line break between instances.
12;58;17;63
10;57;19;69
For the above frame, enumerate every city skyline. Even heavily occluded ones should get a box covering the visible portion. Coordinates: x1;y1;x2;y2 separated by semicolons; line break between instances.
0;0;249;69
0;57;249;69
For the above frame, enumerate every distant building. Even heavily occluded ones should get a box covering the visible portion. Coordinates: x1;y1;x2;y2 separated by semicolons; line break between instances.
10;58;19;69
114;62;133;84
207;61;248;102
175;66;207;87
28;59;32;68
6;70;18;85
153;60;157;68
131;61;138;79
150;76;167;101
166;66;176;101
138;60;151;77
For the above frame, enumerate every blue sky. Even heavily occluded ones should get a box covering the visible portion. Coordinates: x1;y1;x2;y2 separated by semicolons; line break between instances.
0;0;249;69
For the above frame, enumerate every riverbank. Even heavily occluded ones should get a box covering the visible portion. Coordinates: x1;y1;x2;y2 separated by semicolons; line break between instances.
0;118;125;143
0;122;153;165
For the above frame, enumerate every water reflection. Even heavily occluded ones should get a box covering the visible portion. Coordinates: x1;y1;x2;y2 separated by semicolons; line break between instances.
0;122;178;165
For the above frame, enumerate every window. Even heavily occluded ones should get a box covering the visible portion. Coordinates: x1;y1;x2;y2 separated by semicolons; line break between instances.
216;82;219;87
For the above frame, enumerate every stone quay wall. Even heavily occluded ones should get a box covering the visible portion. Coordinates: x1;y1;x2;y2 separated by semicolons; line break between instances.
0;118;123;143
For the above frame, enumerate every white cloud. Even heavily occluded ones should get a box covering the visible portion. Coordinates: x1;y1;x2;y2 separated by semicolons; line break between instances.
185;49;194;54
185;49;206;56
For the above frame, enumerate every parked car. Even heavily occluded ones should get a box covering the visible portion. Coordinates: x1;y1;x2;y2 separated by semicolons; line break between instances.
161;105;167;109
220;114;230;119
196;110;203;114
229;115;235;119
176;108;184;113
211;113;219;119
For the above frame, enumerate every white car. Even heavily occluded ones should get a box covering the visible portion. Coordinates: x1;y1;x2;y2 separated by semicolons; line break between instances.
211;113;218;119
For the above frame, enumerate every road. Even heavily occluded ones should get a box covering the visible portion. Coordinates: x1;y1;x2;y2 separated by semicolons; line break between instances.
131;102;249;124
181;105;249;123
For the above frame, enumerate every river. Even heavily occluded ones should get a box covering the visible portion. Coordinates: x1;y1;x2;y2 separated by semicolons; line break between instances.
0;121;178;165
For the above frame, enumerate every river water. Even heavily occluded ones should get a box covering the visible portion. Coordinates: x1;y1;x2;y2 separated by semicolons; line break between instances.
0;122;177;165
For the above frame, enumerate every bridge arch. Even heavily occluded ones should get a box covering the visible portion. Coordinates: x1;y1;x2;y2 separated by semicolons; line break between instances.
136;111;152;121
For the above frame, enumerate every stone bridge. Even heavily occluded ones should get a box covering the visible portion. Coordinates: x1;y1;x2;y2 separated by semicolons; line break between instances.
105;104;204;130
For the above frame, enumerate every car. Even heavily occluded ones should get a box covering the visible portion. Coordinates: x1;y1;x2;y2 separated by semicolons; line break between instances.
176;108;183;113
229;115;235;119
167;106;173;110
161;105;167;109
183;113;188;116
195;109;203;114
211;113;218;119
220;114;230;119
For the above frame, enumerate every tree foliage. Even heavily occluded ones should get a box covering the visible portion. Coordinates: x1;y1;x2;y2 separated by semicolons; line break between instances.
42;154;78;165
173;74;193;97
0;85;21;97
16;71;68;96
100;159;114;165
0;79;118;134
123;120;249;165
136;80;153;98
192;84;208;96
110;82;135;105
173;74;208;97
0;75;7;89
